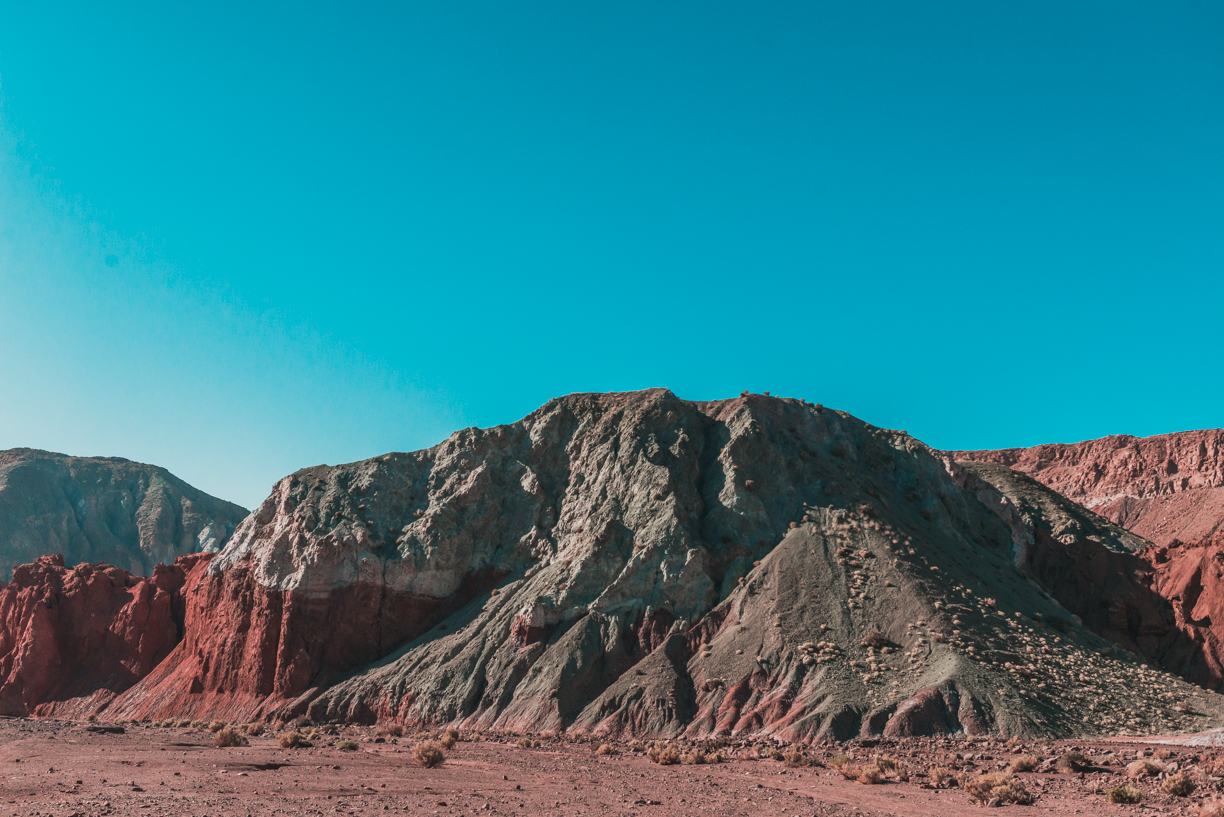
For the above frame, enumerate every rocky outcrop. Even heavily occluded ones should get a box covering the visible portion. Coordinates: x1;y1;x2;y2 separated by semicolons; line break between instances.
0;553;209;717
0;449;248;577
104;390;1224;739
955;430;1224;548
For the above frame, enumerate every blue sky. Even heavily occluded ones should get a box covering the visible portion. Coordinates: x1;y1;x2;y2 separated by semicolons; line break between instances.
1;2;1222;509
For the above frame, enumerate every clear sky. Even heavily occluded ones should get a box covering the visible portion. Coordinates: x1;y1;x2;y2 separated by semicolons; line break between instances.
1;2;1221;510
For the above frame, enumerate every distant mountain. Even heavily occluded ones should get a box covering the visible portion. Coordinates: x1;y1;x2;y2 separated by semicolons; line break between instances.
954;429;1224;548
0;449;248;578
98;391;1222;739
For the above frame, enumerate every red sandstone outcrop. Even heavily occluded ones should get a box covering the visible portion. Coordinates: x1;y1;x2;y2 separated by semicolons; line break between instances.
103;390;1221;739
955;430;1224;548
0;553;210;717
0;449;248;577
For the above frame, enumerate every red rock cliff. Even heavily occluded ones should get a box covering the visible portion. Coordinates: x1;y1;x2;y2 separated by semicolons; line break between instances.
0;553;210;718
955;429;1224;547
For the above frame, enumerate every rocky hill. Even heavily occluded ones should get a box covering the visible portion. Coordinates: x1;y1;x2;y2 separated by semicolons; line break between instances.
0;449;248;578
955;430;1224;548
0;553;210;717
100;390;1222;740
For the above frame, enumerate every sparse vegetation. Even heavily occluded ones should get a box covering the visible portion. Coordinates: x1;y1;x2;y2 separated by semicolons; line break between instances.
963;772;1032;805
1106;786;1143;805
440;734;457;750
856;764;883;785
278;731;310;749
336;739;358;751
1127;758;1164;777
1161;771;1196;797
928;766;955;788
1054;750;1087;774
413;741;446;768
646;743;680;766
214;726;248;748
516;737;540;749
376;723;405;738
243;722;265;736
1006;754;1041;773
208;720;226;733
595;743;617;756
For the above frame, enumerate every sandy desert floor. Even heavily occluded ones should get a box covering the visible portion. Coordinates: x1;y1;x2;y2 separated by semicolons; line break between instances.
2;718;1222;817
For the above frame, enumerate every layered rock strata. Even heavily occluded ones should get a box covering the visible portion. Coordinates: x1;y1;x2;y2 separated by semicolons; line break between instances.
103;390;1224;739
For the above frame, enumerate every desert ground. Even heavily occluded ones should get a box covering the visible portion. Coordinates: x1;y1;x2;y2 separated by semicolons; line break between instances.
3;719;1224;817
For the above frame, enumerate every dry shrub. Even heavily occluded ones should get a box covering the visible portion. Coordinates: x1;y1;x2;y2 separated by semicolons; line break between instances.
278;731;309;749
759;745;784;761
595;743;618;756
1127;758;1164;778
1199;799;1224;817
1006;754;1041;773
963;772;1032;805
413;741;446;768
516;737;539;749
830;755;856;779
1106;786;1142;805
703;751;725;764
860;631;889;648
190;720;206;729
1161;771;1196;797
783;747;813;768
647;743;680;766
444;727;460;743
440;734;457;750
681;749;706;765
243;722;265;736
857;764;883;785
271;719;287;731
336;739;358;751
873;755;908;782
1054;750;1087;774
627;740;645;753
176;719;192;728
208;721;226;733
214;727;248;748
928;766;955;788
376;723;405;738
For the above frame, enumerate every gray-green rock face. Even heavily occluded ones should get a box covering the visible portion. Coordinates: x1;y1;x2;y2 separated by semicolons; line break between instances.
0;449;248;578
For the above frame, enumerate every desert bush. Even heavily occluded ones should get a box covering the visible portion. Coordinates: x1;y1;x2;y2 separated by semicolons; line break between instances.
627;739;645;753
214;727;248;748
1161;771;1196;797
208;721;225;733
647;743;680;766
873;755;908;782
1054;750;1087;774
440;734;457;750
444;727;460;742
830;755;856;778
376;723;405;738
681;749;706;765
176;719;192;728
243;722;265;736
963;772;1032;805
756;745;784;761
595;743;618;756
783;747;812;768
413;741;446;768
516;737;539;749
1007;754;1041;773
190;720;206;729
856;764;883;785
860;631;889;648
336;739;358;751
1106;786;1143;805
1127;758;1164;778
928;767;955;788
278;731;310;749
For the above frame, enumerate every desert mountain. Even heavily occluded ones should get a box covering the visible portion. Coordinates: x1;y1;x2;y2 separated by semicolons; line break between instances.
955;430;1224;548
100;390;1221;740
0;449;247;578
